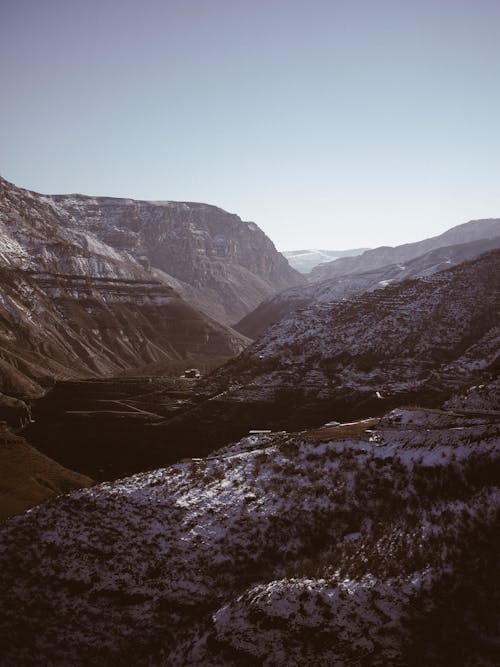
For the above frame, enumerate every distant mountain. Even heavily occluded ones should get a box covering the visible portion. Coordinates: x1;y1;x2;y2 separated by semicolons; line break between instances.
0;177;305;394
0;407;498;664
310;218;500;282
236;235;500;339
282;247;368;273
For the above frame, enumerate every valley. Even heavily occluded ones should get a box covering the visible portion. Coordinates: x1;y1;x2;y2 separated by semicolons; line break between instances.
0;177;498;666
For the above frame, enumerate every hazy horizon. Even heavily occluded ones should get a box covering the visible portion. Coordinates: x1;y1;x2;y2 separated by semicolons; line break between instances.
2;0;500;250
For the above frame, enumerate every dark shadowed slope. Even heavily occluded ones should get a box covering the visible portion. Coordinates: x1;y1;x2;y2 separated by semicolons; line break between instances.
0;424;92;520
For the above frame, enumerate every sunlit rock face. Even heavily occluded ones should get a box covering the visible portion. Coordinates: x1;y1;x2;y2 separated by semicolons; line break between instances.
48;191;304;325
0;408;498;665
0;177;253;394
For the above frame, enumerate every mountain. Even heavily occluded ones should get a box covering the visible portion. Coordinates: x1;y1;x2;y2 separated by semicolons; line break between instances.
177;250;500;446
282;248;368;273
310;218;500;282
1;176;309;394
0;407;498;665
48;189;304;325
236;236;500;339
26;250;499;482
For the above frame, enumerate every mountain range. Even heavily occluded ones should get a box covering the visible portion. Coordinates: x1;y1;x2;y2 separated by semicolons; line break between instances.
0;176;499;666
310;217;500;281
22;248;500;482
236;220;500;338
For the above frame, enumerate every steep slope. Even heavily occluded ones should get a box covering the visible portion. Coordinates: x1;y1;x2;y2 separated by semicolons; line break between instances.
282;248;368;273
0;177;250;395
0;409;498;665
48;190;304;325
310;217;500;282
179;251;500;447
236;236;500;339
0;424;93;520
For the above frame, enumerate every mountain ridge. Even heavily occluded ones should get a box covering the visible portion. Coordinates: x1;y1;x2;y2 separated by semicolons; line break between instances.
310;217;500;281
236;233;500;339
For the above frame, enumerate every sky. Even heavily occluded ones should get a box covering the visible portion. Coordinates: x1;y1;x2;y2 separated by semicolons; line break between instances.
1;0;500;250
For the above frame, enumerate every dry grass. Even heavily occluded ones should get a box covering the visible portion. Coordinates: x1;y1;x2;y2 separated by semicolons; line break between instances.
0;425;93;520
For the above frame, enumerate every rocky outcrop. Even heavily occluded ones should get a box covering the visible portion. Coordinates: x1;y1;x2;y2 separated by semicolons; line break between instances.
310;217;500;282
0;177;253;395
48;191;304;325
0;408;498;664
236;236;500;339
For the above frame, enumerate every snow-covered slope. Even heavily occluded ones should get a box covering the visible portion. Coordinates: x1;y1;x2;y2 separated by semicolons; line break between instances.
0;408;498;665
236;237;500;339
197;251;500;440
444;377;500;414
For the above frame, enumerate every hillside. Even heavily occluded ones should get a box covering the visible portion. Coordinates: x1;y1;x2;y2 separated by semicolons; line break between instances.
0;177;260;395
0;424;92;520
23;251;499;482
237;236;500;339
0;408;498;664
310;217;500;282
180;251;500;447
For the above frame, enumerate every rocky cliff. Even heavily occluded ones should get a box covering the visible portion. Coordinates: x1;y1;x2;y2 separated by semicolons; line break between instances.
48;191;304;325
0;177;273;394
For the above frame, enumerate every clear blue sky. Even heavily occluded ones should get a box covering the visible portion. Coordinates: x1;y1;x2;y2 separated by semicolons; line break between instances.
1;0;500;250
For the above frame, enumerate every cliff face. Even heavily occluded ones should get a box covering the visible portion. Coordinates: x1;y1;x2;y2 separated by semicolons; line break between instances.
0;178;250;395
48;193;304;325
